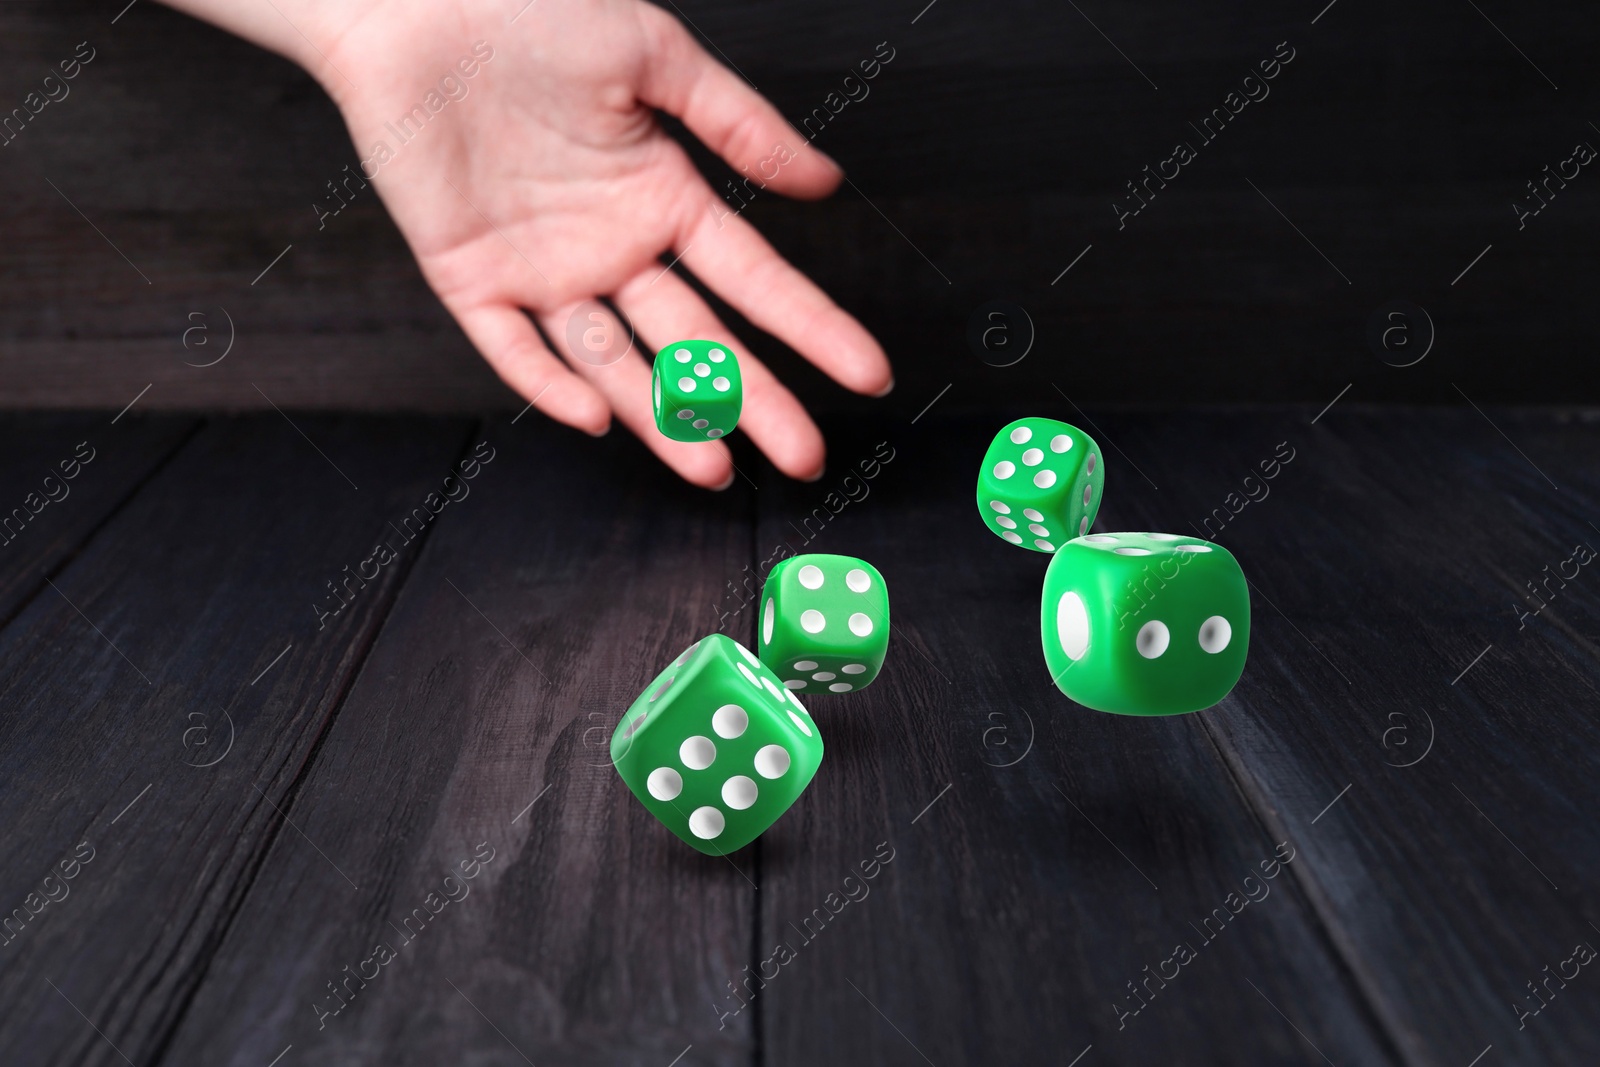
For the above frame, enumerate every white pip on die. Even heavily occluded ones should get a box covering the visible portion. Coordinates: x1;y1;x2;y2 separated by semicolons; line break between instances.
976;417;1104;553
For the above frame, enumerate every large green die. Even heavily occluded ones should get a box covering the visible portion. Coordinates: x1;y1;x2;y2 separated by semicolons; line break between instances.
652;339;742;442
758;554;889;693
977;417;1104;553
1040;532;1249;716
611;634;821;854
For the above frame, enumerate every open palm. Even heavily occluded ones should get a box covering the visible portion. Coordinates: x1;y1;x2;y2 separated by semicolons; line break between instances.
316;0;891;487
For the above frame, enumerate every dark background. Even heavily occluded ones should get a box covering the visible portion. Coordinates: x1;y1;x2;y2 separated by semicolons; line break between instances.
2;0;1597;413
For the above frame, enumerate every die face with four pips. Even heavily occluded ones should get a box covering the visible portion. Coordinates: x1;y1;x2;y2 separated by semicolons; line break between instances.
611;634;822;855
1040;532;1249;716
758;554;889;693
977;418;1104;553
652;339;743;442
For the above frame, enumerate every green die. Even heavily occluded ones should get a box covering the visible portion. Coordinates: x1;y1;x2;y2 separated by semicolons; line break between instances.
1041;532;1250;716
611;634;822;854
652;339;742;442
758;554;889;694
977;417;1104;553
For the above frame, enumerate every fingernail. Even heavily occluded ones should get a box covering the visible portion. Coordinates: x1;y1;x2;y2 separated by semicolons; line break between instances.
873;376;895;398
801;464;825;483
713;471;736;491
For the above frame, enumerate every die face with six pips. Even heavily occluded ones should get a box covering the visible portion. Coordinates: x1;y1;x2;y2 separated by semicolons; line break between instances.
977;418;1104;553
758;554;890;693
652;339;743;442
1041;532;1250;716
611;634;822;855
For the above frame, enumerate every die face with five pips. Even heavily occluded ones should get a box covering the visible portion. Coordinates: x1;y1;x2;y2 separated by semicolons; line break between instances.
611;634;822;855
758;554;890;693
1041;532;1249;716
652;339;743;442
977;418;1104;553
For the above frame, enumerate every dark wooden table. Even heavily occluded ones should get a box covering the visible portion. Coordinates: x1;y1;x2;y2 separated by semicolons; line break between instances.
0;406;1595;1066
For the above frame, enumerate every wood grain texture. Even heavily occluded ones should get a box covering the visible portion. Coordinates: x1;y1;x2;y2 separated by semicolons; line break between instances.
1132;407;1600;1067
752;417;1404;1065
0;413;196;623
2;1;1597;409
152;420;760;1067
0;414;474;1066
0;408;1596;1066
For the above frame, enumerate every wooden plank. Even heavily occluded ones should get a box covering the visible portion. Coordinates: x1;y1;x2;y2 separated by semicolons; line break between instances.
0;0;514;413
0;414;474;1065
753;416;1404;1065
0;337;517;413
1130;406;1600;1066
0;412;196;623
153;420;759;1066
3;405;1594;1064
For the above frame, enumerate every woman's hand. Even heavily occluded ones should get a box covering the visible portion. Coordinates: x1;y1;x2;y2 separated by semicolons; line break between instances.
160;0;893;487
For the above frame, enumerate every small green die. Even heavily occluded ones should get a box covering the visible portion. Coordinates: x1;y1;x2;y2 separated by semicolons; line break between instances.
1040;532;1249;716
758;554;889;694
652;339;742;442
977;417;1104;553
611;634;822;854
